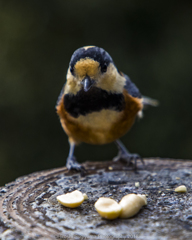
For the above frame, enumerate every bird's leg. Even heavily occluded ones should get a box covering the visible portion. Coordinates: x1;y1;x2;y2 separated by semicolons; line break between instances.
113;139;144;170
66;142;85;171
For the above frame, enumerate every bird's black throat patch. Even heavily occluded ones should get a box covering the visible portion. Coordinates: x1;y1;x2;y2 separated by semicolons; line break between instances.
64;87;125;118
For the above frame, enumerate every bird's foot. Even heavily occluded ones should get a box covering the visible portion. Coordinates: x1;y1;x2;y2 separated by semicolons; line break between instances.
113;152;144;171
66;156;85;172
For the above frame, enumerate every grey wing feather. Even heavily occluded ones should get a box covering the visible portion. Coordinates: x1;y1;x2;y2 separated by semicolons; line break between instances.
123;72;159;106
123;73;142;99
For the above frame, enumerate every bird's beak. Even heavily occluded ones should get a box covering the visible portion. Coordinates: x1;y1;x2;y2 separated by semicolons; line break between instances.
82;76;95;92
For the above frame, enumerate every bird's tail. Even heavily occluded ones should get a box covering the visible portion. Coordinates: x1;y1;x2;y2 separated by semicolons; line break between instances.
137;96;159;118
142;96;159;107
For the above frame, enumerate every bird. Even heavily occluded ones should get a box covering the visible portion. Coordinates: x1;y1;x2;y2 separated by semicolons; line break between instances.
56;46;158;171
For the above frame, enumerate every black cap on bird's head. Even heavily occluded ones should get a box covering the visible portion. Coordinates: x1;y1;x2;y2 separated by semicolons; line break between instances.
69;46;114;76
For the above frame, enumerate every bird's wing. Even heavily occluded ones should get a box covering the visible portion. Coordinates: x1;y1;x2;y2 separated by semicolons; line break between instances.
123;72;159;107
122;73;142;99
122;72;158;118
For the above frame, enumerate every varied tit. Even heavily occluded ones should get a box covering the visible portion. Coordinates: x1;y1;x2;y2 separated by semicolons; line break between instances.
56;46;158;171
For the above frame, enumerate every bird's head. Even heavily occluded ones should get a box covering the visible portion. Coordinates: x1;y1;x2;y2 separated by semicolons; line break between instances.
65;46;126;95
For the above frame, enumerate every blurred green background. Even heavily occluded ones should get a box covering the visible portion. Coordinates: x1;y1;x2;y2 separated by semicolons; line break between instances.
1;0;192;186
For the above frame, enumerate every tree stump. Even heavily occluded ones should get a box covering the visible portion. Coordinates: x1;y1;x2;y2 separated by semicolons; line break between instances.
0;158;192;240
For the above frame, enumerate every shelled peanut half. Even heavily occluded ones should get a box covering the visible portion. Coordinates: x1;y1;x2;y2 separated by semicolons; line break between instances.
95;193;147;220
57;190;88;208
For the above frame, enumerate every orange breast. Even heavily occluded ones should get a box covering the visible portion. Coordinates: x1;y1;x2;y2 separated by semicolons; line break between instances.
56;89;143;145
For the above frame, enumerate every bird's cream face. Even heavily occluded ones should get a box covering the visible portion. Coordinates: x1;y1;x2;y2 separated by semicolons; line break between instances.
64;46;126;95
96;63;126;93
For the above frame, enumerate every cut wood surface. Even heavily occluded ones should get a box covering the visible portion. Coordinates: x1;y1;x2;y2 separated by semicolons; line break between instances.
0;158;192;240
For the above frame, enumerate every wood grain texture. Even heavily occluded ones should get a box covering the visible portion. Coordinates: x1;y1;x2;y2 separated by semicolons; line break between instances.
0;158;192;240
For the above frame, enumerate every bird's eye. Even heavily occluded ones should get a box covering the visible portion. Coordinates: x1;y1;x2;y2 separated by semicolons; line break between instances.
70;66;74;75
101;63;107;73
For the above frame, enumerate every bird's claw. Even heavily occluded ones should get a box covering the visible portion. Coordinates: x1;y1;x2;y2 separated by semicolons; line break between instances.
113;153;144;171
66;156;86;172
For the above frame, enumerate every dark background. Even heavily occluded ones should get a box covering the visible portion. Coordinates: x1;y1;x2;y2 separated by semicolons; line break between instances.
1;0;192;186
